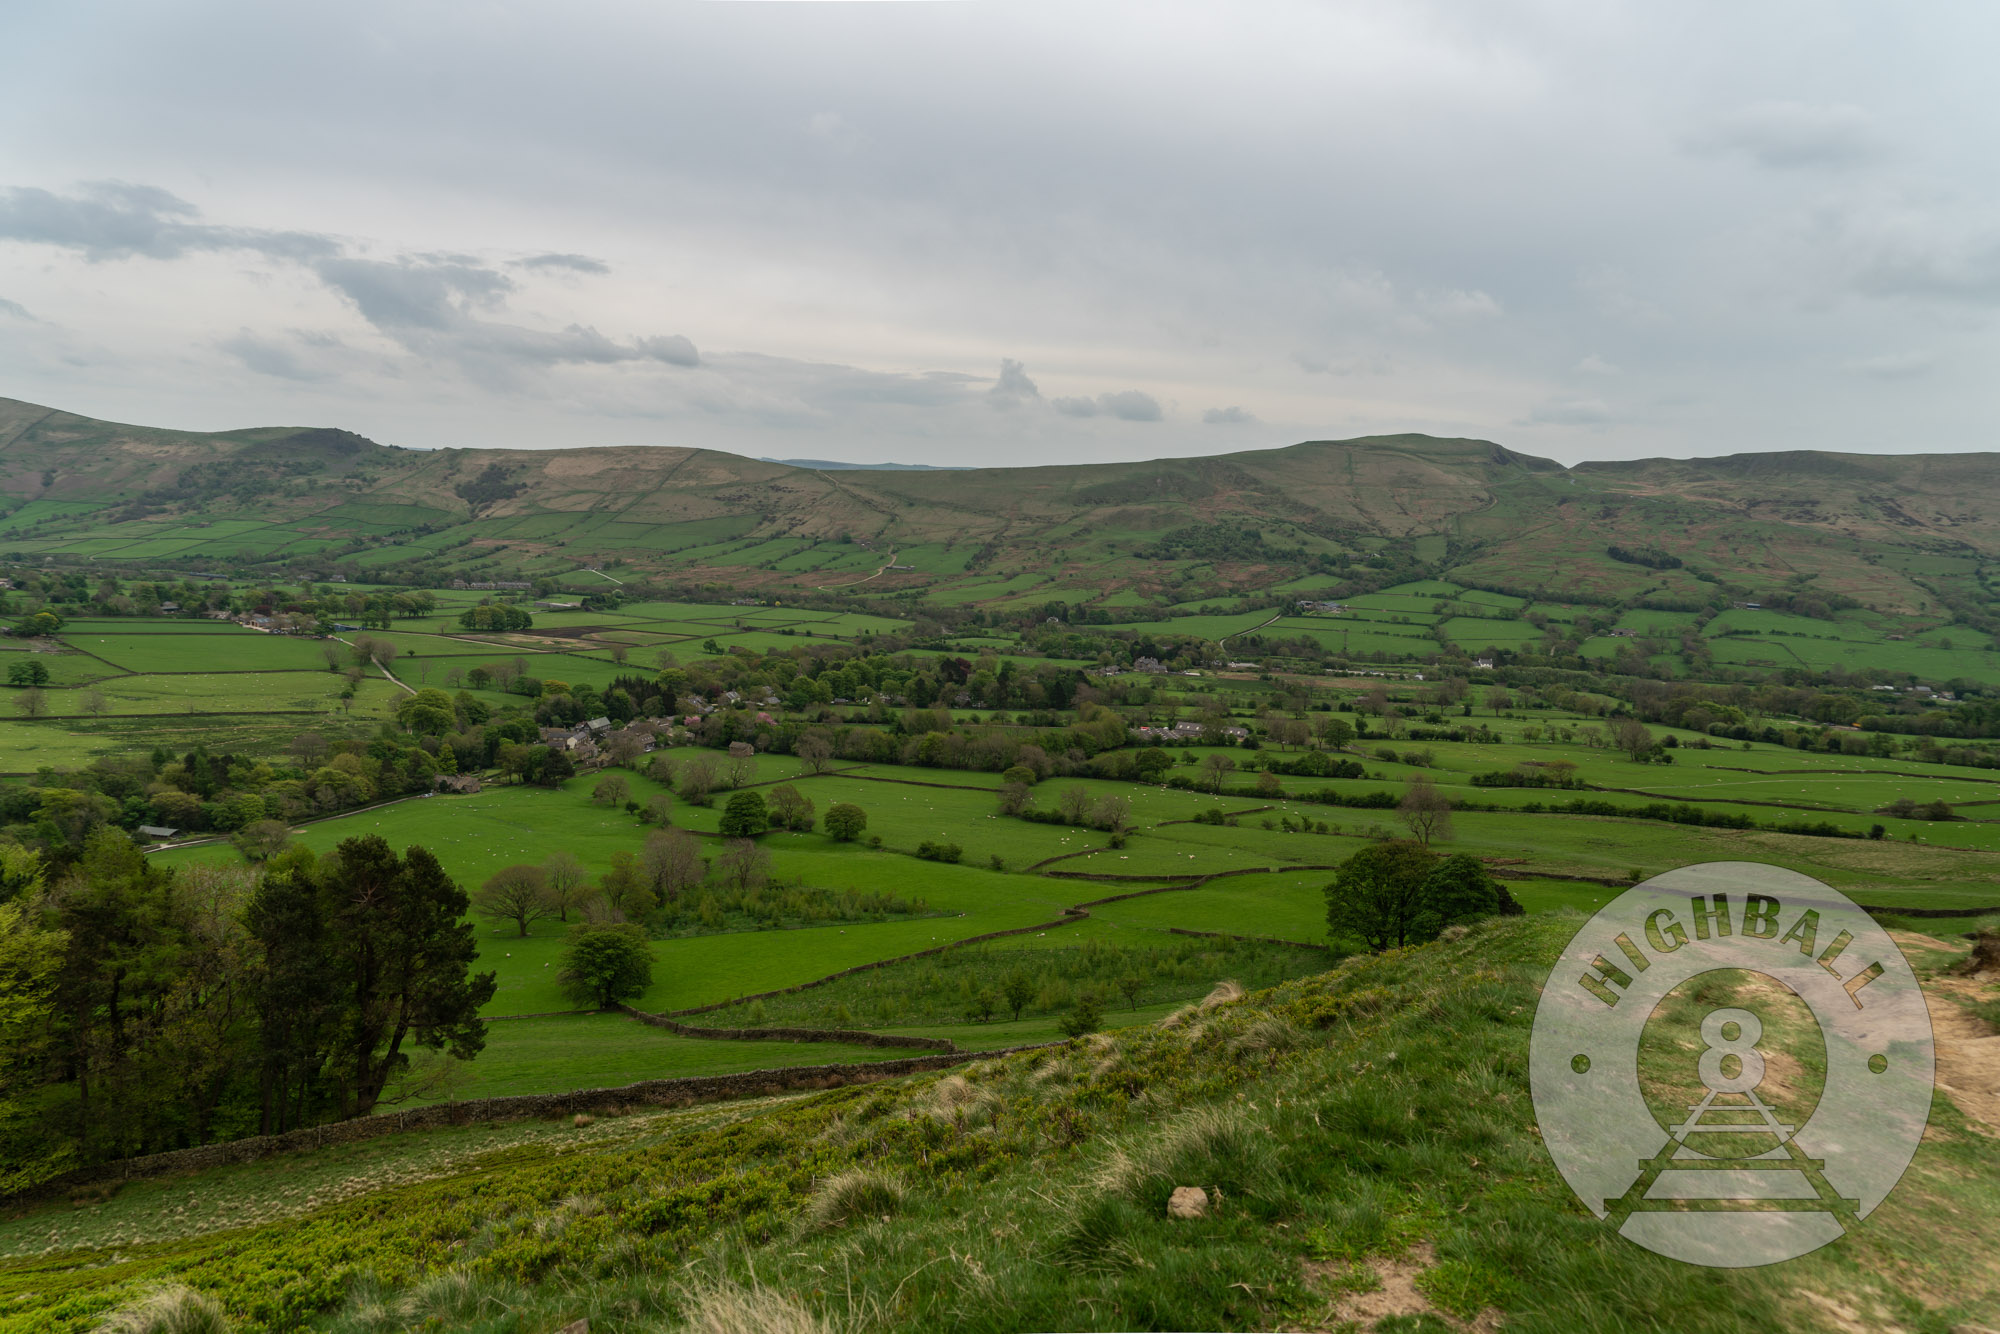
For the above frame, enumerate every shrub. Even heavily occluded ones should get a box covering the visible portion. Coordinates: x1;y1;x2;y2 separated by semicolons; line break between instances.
916;841;962;863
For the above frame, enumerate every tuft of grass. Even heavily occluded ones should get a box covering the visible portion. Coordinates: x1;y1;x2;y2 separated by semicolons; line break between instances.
95;1286;231;1334
677;1276;843;1334
801;1168;905;1232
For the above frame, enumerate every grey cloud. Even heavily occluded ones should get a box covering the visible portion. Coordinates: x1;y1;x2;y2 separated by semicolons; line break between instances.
1293;352;1392;377
1574;354;1620;376
1526;396;1614;426
986;357;1039;409
1847;224;2000;305
514;252;610;274
1053;390;1161;421
0;181;337;262
1203;405;1256;425
220;331;335;382
1690;102;1883;170
313;257;514;330
1841;350;1937;380
0;297;32;321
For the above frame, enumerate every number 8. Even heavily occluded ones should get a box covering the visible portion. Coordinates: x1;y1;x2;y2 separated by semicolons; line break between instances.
1698;1007;1765;1094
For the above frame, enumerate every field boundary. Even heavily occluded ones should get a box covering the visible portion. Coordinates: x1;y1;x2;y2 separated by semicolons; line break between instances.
621;1005;955;1051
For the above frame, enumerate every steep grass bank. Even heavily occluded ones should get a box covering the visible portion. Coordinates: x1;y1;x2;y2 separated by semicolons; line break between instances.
3;916;1994;1333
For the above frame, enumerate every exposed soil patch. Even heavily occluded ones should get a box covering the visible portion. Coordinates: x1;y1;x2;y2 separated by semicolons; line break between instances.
1928;977;2000;1136
1302;1242;1500;1332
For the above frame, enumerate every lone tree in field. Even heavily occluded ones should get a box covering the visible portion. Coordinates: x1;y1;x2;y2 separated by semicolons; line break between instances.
795;729;835;775
1324;841;1440;952
719;789;768;838
556;923;654;1010
14;687;46;719
715;838;772;892
1397;774;1453;847
82;689;108;717
474;864;554;936
591;774;630;807
823;802;868;842
996;782;1031;816
1324;843;1518;952
1198;752;1236;794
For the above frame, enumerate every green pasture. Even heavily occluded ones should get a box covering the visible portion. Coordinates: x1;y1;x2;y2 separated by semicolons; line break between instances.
67;632;333;673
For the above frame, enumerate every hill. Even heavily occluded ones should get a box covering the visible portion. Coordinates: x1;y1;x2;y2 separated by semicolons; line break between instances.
3;395;2000;621
4;916;1993;1332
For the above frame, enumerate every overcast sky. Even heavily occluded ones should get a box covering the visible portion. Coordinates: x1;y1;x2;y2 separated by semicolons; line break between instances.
3;1;1997;466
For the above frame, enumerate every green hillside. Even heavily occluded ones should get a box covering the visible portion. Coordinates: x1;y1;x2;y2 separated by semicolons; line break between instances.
7;396;2000;627
4;917;1992;1333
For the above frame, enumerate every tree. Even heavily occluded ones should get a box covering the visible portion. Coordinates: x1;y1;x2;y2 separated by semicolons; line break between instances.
232;819;292;861
474;864;554;937
726;741;757;788
1117;972;1144;1011
542;850;592;921
641;826;704;903
591;774;630;807
14;687;46;719
1001;970;1034;1021
540;747;576;787
1091;794;1131;833
680;755;718;805
641;791;673;826
82;689;108;717
719;789;769;838
555;924;654;1010
1421;854;1522;927
6;659;49;688
715;838;772;892
1198;752;1236;794
1059;992;1104;1038
291;732;329;768
996;782;1032;816
823;802;868;842
1397;774;1453;847
1611;716;1654;760
969;988;998;1023
1485;686;1512;715
313;837;496;1118
767;784;816;832
1324;840;1441;952
1056;786;1092;824
796;729;835;775
1316;715;1356;751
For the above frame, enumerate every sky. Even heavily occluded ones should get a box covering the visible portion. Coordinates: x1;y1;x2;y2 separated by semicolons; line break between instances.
2;0;1998;467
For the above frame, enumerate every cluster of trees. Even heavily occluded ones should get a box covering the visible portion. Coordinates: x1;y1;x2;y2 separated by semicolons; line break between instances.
0;834;492;1189
458;604;535;632
2;737;453;857
1323;842;1523;952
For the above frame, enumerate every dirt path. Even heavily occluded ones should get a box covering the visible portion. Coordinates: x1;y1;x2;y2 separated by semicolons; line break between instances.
816;548;897;590
1218;611;1284;653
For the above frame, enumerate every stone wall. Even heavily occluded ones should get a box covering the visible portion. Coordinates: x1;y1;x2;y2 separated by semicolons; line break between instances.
621;1005;954;1051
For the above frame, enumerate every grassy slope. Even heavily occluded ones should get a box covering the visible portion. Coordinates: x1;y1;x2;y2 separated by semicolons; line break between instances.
2;916;1993;1333
11;395;2000;625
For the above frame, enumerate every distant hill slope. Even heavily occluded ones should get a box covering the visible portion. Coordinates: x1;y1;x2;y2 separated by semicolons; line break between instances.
1;394;1996;617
